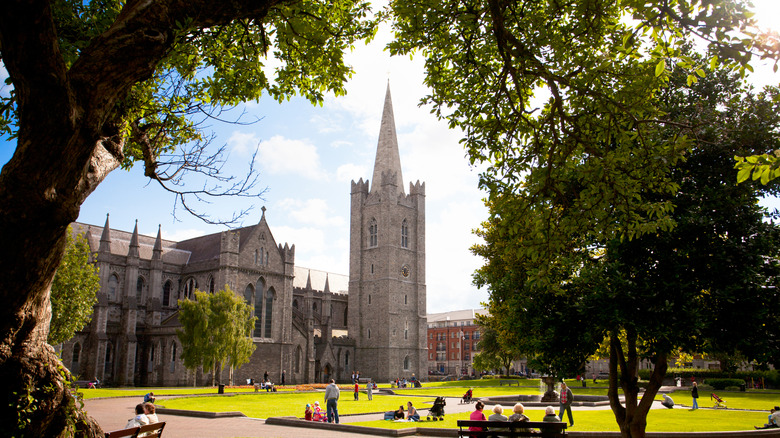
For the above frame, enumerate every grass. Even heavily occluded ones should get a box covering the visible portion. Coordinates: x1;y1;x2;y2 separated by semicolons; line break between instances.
159;393;434;419
75;385;295;400
82;382;780;432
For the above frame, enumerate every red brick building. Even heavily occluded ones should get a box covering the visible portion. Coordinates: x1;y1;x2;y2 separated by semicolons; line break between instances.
426;309;488;376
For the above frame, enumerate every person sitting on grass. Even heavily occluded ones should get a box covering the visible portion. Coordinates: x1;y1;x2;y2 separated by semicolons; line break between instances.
394;405;405;420
661;394;674;409
756;406;780;429
407;402;420;421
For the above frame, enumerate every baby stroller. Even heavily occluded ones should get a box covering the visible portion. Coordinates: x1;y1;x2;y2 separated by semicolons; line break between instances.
427;396;446;421
461;388;473;404
711;393;727;409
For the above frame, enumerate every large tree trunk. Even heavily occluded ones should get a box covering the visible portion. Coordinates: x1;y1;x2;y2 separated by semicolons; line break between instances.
0;0;283;435
607;329;668;438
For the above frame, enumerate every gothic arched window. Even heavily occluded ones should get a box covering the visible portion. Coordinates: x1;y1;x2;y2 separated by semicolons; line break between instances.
104;342;113;376
182;278;196;300
163;281;172;306
403;355;410;371
207;276;215;293
264;288;275;338
368;218;378;247
254;278;265;337
136;276;145;303
401;219;409;248
170;342;177;373
108;274;119;301
71;343;81;375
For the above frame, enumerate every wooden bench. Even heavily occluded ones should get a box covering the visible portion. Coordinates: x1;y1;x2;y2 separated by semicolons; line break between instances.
104;422;165;438
457;420;566;437
499;380;520;386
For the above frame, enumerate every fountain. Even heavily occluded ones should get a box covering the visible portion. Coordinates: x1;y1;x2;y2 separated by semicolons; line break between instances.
540;376;559;402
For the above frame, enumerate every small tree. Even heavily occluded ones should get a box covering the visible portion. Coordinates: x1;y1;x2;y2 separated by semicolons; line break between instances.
474;324;518;376
177;287;256;386
48;227;100;346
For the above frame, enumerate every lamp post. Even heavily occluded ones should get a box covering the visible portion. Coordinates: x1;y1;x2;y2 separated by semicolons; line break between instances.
459;330;464;377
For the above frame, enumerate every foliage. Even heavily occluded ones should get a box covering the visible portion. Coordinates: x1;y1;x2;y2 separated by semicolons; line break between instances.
705;379;746;390
0;0;377;434
389;0;774;275
177;287;256;383
470;47;780;437
472;324;519;375
48;227;100;346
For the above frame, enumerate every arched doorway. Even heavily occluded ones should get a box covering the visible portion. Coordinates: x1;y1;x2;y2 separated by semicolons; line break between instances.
323;363;331;383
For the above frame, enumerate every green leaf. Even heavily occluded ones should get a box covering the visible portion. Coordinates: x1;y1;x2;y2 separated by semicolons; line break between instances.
655;59;666;77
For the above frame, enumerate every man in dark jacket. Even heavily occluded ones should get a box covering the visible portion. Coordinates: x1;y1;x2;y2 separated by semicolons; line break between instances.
559;382;574;427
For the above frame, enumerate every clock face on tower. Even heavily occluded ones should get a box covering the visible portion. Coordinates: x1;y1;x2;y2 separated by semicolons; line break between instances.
401;265;411;278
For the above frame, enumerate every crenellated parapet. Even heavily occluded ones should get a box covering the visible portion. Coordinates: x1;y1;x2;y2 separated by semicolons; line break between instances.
409;180;425;196
279;242;295;263
351;178;369;195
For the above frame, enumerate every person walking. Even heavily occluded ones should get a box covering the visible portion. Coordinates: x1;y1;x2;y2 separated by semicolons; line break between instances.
558;381;574;427
354;381;359;400
366;379;373;401
691;381;699;410
325;379;340;423
281;370;285;386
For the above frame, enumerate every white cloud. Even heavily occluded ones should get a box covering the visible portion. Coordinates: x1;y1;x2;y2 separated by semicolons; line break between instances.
337;163;368;183
426;199;490;312
228;131;260;156
276;198;345;227
257;135;328;180
271;225;326;254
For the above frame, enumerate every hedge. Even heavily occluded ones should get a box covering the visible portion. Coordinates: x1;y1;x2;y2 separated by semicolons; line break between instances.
637;368;779;388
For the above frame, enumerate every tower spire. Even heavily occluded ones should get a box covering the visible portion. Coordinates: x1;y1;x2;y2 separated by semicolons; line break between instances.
370;83;404;195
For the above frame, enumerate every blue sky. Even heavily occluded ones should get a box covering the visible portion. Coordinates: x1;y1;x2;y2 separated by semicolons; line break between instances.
1;2;779;313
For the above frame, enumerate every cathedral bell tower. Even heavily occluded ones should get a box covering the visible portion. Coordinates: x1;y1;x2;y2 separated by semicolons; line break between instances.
348;84;427;382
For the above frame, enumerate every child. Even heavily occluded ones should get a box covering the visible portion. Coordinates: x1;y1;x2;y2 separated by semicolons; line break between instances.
312;401;327;422
305;403;313;421
354;382;359;400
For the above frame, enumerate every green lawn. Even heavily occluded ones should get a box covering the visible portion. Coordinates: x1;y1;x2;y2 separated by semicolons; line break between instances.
82;384;780;432
75;386;294;399
159;393;434;419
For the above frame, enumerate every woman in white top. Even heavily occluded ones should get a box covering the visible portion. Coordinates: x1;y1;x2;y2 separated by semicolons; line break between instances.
144;402;159;423
125;403;149;428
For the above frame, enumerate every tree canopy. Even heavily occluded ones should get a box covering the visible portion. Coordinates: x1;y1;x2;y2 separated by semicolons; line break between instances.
389;0;776;268
177;288;256;386
0;0;375;435
48;227;100;346
473;53;780;437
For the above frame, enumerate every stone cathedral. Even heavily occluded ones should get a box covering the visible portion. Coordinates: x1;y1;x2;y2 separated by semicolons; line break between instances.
60;85;428;386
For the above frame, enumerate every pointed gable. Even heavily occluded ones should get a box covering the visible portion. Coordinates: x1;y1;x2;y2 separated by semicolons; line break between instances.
370;83;405;196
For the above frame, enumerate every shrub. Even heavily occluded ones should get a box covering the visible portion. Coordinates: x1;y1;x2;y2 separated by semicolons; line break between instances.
705;378;745;390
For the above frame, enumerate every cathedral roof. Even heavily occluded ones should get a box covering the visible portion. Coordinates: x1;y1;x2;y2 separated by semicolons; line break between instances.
370;83;405;196
293;266;348;294
72;222;191;265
